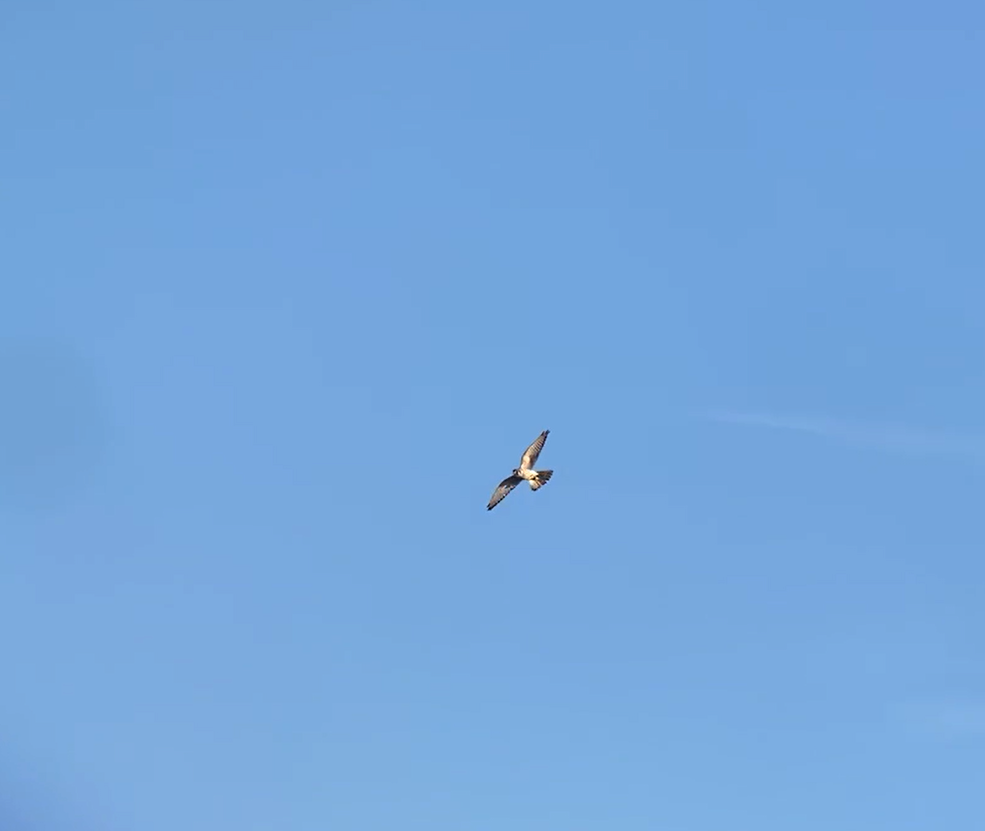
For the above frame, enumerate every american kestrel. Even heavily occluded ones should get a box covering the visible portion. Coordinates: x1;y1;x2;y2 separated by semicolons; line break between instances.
486;429;554;511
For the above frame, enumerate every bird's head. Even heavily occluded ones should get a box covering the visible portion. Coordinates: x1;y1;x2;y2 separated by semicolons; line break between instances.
512;468;521;477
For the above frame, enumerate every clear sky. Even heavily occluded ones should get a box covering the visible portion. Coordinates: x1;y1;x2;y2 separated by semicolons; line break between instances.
3;2;984;829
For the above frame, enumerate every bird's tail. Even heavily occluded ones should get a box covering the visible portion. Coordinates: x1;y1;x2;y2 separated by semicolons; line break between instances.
529;470;553;490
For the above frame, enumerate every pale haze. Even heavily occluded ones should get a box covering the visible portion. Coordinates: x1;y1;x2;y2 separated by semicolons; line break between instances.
3;2;984;830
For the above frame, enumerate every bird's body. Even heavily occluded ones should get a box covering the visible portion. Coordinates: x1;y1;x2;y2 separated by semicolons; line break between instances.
487;430;554;510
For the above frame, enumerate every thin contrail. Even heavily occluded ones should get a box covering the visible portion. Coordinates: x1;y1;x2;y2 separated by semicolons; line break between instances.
705;410;985;461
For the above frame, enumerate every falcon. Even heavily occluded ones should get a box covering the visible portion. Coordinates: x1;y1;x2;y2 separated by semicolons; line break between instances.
486;429;554;511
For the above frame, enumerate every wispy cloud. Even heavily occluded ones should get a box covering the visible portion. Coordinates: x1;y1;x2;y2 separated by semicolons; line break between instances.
892;700;985;738
705;410;985;461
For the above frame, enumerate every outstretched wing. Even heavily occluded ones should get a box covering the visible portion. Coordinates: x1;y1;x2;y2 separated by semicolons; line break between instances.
520;429;550;470
487;475;522;511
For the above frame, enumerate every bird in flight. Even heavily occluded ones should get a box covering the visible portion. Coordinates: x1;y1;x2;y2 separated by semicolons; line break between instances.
487;429;554;511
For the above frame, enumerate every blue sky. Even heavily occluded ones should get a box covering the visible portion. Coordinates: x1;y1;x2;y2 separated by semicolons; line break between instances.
3;1;984;828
